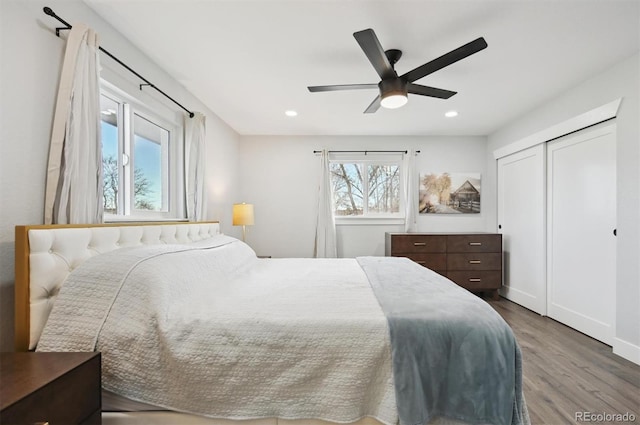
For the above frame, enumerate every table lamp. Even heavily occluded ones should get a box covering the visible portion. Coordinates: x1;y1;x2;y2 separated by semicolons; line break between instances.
232;203;254;242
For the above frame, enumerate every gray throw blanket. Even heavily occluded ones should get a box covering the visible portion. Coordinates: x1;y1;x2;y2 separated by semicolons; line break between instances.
357;257;527;425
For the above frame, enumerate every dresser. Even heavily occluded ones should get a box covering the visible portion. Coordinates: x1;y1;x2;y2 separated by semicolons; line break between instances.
385;233;502;299
0;352;102;424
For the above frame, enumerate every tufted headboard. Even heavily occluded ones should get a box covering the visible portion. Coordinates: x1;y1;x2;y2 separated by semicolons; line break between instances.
14;221;221;351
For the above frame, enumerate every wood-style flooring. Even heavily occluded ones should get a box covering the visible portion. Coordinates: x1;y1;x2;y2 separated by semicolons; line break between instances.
488;298;640;425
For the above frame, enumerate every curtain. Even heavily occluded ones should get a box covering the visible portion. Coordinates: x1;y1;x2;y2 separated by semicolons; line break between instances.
185;112;207;221
314;150;337;258
403;150;418;232
44;24;102;224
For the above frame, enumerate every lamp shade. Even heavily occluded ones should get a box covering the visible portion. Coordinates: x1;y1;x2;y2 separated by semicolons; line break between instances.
232;203;254;226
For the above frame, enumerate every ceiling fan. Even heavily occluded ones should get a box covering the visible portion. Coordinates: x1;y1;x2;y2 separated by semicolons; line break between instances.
307;29;487;113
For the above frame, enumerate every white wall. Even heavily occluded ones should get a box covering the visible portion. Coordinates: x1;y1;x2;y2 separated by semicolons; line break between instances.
0;0;241;352
485;53;640;362
239;135;487;258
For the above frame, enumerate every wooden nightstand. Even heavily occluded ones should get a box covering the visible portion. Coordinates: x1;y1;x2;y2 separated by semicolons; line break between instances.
0;352;101;425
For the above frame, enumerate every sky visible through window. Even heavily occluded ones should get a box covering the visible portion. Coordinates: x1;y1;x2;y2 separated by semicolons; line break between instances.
101;122;162;210
134;135;162;209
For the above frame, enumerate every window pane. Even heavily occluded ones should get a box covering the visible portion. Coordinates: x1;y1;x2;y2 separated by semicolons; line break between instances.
368;164;400;213
330;163;364;216
133;114;168;211
100;95;119;214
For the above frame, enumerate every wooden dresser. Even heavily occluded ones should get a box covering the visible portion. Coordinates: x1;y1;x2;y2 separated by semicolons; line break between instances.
0;352;101;424
385;233;502;299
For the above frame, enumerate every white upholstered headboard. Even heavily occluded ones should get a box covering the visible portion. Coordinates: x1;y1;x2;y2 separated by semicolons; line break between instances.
15;221;221;351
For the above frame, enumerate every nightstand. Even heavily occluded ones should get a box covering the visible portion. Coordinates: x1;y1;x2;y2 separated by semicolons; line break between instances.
0;352;101;424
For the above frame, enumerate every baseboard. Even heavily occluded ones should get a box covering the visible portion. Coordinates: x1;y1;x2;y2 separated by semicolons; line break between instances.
613;337;640;365
499;287;546;316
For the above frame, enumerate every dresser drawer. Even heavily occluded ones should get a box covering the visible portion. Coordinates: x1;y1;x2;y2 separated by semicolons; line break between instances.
447;234;501;253
401;253;447;271
447;253;502;270
390;235;447;254
385;232;502;299
446;271;502;289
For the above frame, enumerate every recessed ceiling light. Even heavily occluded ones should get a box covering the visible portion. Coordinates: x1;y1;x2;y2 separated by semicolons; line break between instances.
445;110;458;118
285;110;298;117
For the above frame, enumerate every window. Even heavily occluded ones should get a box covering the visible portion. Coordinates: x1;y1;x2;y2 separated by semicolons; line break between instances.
329;154;403;221
100;89;183;219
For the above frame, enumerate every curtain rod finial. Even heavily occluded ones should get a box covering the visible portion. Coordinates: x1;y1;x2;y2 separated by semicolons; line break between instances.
43;7;55;16
189;112;195;118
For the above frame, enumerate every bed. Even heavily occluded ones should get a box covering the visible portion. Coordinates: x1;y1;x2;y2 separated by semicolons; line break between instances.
14;222;529;425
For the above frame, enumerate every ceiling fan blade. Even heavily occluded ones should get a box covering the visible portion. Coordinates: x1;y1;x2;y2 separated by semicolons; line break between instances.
408;84;457;99
353;29;396;80
401;37;488;83
364;95;381;114
308;84;378;92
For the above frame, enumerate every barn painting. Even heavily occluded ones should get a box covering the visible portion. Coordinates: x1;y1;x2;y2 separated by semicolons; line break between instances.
419;172;481;214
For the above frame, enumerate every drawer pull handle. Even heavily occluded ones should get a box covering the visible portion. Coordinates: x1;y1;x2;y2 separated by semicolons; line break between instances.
469;242;482;246
413;242;427;246
469;260;482;264
469;278;482;282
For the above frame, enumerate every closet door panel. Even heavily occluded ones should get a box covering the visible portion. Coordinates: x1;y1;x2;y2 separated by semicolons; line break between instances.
497;144;546;314
547;122;616;345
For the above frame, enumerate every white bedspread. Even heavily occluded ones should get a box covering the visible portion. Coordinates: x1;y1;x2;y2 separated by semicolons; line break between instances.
37;236;399;424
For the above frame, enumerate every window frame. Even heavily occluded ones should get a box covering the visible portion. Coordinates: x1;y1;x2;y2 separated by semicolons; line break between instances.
329;153;405;225
100;83;184;222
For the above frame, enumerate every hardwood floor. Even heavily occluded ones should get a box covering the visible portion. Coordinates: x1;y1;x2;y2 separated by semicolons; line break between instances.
488;298;640;425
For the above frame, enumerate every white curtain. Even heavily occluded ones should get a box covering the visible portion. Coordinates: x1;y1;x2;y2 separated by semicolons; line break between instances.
403;150;418;232
185;112;207;221
44;24;102;224
314;150;337;258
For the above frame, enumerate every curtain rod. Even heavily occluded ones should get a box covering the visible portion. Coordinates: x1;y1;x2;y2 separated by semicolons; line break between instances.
43;7;195;118
313;150;420;154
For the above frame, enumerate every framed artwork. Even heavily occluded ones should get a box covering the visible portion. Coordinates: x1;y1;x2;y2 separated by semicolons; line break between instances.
419;172;481;214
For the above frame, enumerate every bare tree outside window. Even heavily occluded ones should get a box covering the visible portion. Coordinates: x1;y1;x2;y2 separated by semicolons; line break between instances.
331;163;363;215
102;154;119;214
102;154;155;213
330;162;401;216
368;165;400;213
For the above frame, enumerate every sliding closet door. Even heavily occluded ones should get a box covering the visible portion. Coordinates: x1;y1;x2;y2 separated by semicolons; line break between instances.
547;122;616;345
497;144;546;314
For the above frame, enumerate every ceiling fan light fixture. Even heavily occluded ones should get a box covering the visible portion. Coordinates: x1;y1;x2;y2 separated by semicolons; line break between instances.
381;93;408;109
379;79;408;109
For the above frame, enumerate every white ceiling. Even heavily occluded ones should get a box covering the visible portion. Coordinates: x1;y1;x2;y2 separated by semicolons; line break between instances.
84;0;639;136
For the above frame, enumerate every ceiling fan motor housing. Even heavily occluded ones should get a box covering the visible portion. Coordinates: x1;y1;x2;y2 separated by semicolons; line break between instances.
379;78;408;97
379;78;408;109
